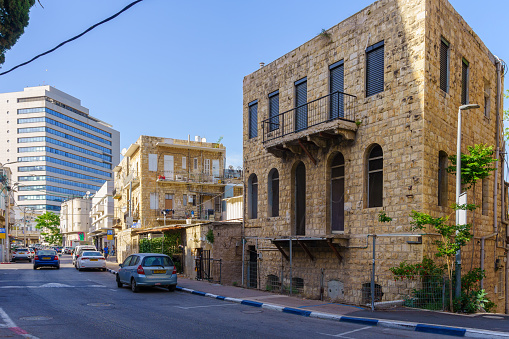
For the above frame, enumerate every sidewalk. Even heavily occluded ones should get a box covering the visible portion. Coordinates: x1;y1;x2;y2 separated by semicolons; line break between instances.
105;261;509;337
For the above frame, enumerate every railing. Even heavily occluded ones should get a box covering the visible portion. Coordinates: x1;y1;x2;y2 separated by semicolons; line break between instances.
122;172;139;187
262;91;356;143
157;170;233;184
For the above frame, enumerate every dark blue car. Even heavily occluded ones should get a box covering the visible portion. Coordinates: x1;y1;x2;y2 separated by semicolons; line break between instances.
34;250;60;270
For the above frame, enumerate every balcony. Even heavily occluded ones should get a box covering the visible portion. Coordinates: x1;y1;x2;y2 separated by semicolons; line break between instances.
112;188;121;199
261;91;357;159
156;169;242;185
123;172;140;189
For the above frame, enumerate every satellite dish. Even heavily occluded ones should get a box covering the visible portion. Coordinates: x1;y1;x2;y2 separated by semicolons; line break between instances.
121;206;127;213
121;148;127;156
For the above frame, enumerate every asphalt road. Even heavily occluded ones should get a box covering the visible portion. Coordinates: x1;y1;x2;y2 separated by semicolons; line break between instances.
0;255;452;339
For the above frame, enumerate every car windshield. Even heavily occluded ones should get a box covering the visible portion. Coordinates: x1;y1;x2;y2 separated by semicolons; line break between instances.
82;252;102;256
38;250;56;255
142;256;173;267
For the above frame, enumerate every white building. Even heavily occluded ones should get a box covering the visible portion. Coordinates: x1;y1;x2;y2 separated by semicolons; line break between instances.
89;180;114;250
60;197;92;247
0;86;120;214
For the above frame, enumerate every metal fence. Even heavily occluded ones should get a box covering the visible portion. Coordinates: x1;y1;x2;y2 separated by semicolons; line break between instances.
242;256;449;311
196;256;222;284
261;91;357;143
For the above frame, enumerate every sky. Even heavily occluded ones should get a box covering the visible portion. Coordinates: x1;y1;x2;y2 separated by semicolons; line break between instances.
0;0;507;169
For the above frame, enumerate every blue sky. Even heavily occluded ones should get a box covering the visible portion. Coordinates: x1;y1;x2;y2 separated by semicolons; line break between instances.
0;0;506;168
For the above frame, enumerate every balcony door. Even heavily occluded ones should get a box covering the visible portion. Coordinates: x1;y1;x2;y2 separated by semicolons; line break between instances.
295;162;306;235
164;155;174;180
295;78;307;131
330;153;345;232
329;61;344;119
212;159;220;178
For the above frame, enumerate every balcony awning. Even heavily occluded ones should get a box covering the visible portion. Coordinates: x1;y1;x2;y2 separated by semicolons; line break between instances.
269;236;349;263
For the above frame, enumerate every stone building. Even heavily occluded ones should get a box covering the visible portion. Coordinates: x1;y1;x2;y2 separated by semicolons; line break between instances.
113;135;243;265
242;0;507;312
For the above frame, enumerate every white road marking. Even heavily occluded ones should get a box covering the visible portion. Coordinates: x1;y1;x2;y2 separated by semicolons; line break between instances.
318;326;372;338
0;307;40;339
0;284;106;289
175;304;240;310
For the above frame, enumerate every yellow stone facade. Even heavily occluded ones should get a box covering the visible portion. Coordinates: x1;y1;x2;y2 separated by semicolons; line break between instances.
113;135;239;263
242;0;506;311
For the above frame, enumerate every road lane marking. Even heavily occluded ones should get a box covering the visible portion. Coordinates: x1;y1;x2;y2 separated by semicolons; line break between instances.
318;326;372;338
0;284;106;289
175;304;240;310
0;307;40;339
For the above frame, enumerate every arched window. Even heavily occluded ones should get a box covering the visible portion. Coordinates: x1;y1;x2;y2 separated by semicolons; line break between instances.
438;151;448;207
295;162;306;235
367;145;383;208
248;174;258;219
268;169;279;217
330;153;345;232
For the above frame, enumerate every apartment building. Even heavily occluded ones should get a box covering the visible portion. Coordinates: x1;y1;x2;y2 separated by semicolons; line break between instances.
243;0;506;311
0;86;120;214
113;135;242;263
89;180;114;250
60;197;92;247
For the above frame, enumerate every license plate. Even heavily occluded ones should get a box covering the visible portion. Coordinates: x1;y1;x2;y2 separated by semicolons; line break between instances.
90;259;98;261
153;270;166;274
42;257;51;260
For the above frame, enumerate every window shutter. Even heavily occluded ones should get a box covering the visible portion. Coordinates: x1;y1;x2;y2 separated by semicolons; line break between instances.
330;61;344;119
269;91;279;132
440;38;449;92
182;156;186;169
249;101;258;139
295;78;308;131
461;59;469;105
366;41;384;97
148;154;157;172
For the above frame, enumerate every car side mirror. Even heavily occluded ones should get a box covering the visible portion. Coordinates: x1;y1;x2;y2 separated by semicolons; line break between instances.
119;264;123;268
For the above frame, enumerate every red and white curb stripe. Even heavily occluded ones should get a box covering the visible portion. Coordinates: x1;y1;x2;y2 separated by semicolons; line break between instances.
0;307;39;339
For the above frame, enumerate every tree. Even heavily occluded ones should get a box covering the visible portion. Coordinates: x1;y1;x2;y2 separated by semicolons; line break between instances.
35;212;62;246
410;208;473;312
0;1;36;65
447;144;497;269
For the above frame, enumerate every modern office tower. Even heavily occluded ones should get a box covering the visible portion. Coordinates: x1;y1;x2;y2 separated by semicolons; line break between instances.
0;86;120;214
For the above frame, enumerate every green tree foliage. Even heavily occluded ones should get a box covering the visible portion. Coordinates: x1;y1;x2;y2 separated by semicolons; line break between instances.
410;210;472;311
447;144;497;189
35;211;62;246
0;0;36;64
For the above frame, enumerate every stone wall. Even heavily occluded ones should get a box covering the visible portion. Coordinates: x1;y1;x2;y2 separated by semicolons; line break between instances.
242;0;505;310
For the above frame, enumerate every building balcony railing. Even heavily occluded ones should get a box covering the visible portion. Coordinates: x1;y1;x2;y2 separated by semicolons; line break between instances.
156;169;242;185
123;172;140;188
261;91;357;149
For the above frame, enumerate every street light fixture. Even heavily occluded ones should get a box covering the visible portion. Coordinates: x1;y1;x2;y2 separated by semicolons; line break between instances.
455;103;480;299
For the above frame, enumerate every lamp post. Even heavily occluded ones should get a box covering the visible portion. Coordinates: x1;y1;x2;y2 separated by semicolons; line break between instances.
455;103;480;299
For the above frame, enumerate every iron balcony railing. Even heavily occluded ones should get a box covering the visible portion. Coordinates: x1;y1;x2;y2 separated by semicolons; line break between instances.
262;91;356;143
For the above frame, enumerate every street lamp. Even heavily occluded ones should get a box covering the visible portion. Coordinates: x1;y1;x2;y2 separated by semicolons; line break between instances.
455;103;480;299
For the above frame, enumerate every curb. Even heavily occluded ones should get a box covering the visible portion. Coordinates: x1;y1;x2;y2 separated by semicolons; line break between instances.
174;285;509;338
104;268;509;338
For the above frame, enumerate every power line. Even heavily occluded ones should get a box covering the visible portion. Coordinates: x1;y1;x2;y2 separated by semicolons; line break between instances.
0;0;144;77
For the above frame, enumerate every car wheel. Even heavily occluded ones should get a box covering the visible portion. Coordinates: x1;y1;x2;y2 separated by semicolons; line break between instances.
28;259;31;263
116;275;123;288
33;266;37;270
168;284;176;292
78;267;82;272
131;278;139;293
56;265;60;270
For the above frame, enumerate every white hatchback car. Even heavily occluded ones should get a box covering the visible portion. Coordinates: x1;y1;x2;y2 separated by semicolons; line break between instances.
76;251;106;271
72;245;97;266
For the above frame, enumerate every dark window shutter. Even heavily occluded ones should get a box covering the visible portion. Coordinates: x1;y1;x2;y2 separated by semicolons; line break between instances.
461;59;469;105
368;145;383;208
440;39;449;93
295;79;308;131
330;61;344;119
269;91;279;132
249;101;258;139
366;42;384;97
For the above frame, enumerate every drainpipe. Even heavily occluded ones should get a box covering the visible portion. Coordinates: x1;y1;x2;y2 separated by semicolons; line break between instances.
493;55;507;314
241;170;246;287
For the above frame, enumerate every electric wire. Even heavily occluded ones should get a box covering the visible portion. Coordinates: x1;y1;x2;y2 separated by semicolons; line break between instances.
0;0;144;77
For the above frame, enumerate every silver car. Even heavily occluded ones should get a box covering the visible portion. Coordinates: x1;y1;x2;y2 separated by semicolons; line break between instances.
116;253;177;293
12;248;31;262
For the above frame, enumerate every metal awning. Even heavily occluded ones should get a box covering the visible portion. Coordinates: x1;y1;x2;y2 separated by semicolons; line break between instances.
270;236;350;263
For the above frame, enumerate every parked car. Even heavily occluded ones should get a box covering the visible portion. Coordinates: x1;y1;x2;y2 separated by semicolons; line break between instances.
33;250;60;269
12;248;31;262
76;251;106;271
72;245;97;266
28;248;35;258
116;253;177;293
